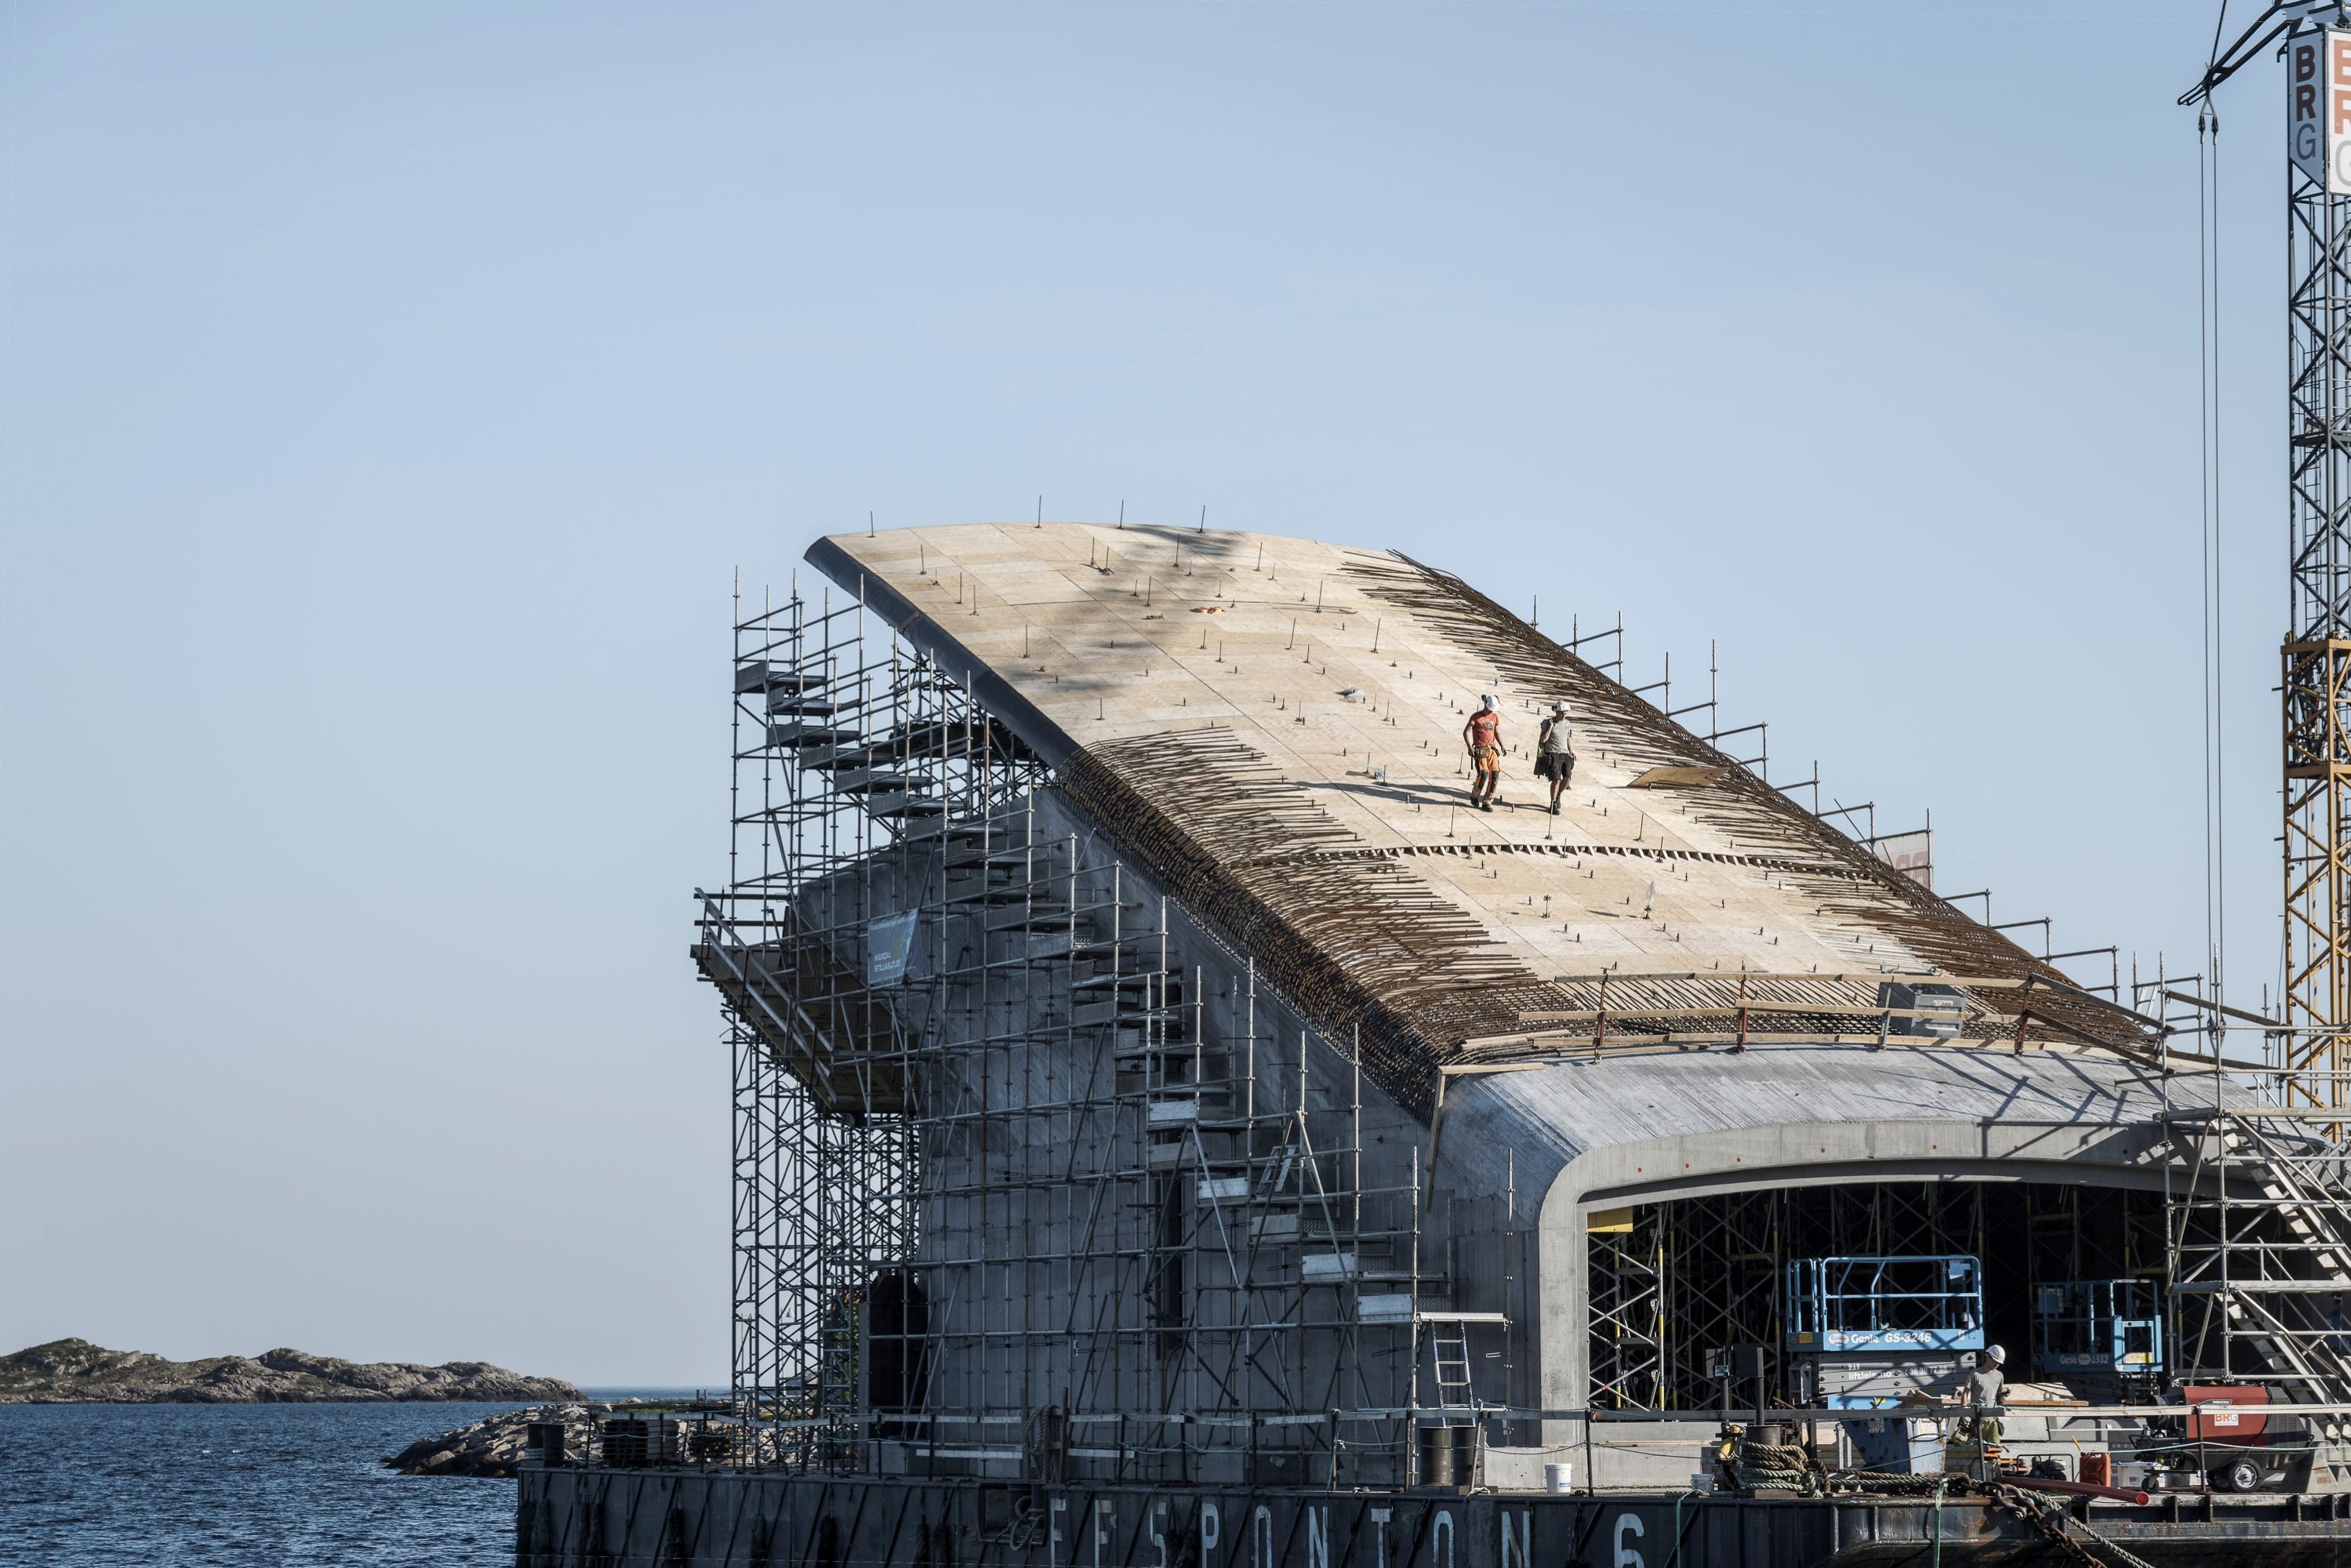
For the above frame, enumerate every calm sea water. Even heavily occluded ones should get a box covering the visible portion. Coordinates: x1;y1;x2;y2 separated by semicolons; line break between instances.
0;1390;700;1567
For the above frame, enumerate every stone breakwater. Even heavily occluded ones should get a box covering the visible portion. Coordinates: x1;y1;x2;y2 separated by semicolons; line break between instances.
0;1338;581;1404
385;1403;618;1478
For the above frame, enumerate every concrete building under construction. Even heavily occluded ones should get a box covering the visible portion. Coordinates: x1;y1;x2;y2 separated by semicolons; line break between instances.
517;522;2351;1565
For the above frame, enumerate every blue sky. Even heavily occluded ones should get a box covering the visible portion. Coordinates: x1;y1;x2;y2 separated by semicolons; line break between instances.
0;0;2268;1382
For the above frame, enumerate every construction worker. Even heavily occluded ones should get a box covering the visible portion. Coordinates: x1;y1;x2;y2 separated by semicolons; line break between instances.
1463;695;1503;811
1964;1345;2005;1406
1906;1344;2004;1410
1934;1345;2006;1456
1535;699;1575;815
1966;1345;2007;1453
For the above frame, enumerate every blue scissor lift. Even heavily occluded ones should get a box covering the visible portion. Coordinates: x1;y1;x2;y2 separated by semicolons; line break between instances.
1786;1254;1986;1474
2031;1279;2164;1400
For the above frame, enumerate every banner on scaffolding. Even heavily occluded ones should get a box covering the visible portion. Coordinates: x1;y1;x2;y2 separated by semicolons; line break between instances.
867;910;918;985
1873;829;1933;891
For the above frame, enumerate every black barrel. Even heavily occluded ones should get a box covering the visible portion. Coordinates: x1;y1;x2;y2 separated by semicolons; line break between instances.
526;1421;568;1467
1415;1423;1477;1488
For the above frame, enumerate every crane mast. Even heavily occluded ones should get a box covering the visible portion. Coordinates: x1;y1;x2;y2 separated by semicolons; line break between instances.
2284;24;2351;1111
2167;12;2351;1413
2188;5;2351;1109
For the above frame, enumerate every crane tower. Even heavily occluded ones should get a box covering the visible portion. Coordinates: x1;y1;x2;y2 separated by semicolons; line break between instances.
2158;11;2351;1406
2187;9;2351;1112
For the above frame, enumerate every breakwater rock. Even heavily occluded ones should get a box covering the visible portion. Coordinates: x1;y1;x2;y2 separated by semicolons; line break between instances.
386;1402;612;1478
0;1338;581;1404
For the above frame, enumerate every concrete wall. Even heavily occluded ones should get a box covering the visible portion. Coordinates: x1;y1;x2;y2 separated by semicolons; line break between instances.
812;789;1446;1485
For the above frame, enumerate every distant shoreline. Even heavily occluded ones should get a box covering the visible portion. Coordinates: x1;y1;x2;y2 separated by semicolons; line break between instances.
4;1394;572;1406
2;1338;580;1406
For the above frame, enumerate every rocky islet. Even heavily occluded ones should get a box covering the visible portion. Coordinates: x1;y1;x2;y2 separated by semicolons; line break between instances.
0;1338;580;1405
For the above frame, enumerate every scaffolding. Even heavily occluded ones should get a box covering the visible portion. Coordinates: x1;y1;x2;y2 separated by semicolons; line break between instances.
1587;1182;2167;1413
696;586;1511;1484
2146;952;2351;1418
2161;1053;2351;1403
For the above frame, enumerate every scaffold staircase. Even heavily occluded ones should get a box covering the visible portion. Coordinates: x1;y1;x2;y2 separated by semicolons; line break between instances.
2169;1104;2351;1426
716;589;1436;1483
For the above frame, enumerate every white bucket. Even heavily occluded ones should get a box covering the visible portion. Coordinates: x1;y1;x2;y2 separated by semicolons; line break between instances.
1544;1462;1575;1494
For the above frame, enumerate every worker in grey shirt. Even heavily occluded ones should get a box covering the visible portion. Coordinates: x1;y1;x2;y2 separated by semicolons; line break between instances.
1966;1345;2007;1410
1905;1344;2007;1449
1951;1345;2006;1451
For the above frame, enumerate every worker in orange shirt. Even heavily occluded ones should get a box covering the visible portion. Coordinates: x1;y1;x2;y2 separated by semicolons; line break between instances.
1463;695;1503;812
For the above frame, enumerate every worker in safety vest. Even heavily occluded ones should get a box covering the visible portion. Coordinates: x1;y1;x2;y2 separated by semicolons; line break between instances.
1463;695;1503;812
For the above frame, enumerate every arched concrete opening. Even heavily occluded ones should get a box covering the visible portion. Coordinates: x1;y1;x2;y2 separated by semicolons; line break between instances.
1429;1044;2200;1417
1537;1122;2176;1411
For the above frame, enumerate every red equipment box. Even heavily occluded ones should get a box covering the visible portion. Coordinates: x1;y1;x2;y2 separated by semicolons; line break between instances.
2180;1385;2269;1447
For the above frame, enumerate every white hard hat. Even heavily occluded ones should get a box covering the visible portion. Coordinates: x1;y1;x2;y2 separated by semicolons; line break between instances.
1481;694;1497;710
1983;1345;2006;1365
1552;699;1569;713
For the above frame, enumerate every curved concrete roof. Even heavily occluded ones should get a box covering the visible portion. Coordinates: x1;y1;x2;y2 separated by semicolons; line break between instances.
1434;1045;2202;1211
808;523;2148;1114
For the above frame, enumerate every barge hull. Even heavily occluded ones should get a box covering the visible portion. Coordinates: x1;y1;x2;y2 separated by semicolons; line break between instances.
515;1470;2351;1567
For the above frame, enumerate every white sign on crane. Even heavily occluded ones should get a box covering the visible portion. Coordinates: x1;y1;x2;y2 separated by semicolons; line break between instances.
2288;27;2351;190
